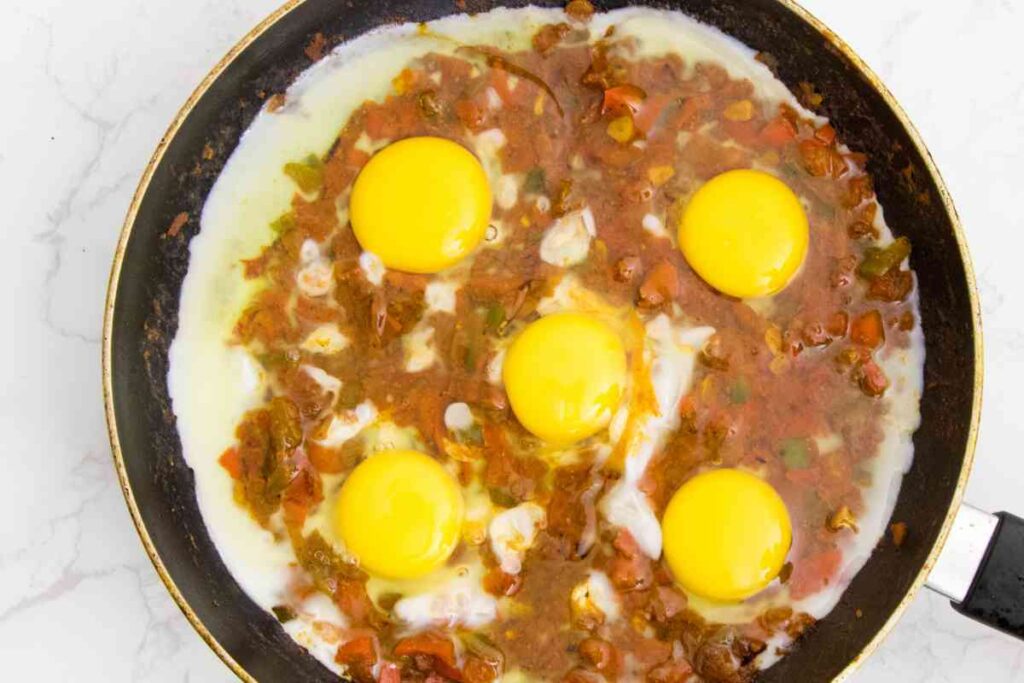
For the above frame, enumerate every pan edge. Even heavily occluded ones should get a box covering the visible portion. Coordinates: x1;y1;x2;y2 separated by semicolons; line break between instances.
100;1;985;681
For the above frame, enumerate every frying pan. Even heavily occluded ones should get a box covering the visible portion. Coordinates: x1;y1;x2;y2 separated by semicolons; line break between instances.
101;0;1023;680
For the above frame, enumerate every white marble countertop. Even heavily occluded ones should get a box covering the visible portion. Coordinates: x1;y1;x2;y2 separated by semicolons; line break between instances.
1;0;1022;680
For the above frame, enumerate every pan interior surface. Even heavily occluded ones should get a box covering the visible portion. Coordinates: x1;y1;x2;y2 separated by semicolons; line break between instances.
104;1;979;681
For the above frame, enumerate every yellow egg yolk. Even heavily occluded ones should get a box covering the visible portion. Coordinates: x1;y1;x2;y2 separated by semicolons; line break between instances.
678;169;809;298
661;468;792;602
334;449;464;579
350;136;492;273
503;312;627;444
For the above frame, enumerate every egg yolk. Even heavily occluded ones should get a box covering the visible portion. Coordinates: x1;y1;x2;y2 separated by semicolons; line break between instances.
503;312;627;444
350;136;492;273
678;169;809;298
334;449;464;579
661;468;792;602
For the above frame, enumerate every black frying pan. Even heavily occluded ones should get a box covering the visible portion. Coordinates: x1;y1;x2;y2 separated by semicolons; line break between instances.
101;0;1022;680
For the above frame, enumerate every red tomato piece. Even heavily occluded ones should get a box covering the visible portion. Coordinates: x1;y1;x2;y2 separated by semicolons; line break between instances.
602;84;647;115
814;123;837;145
336;635;377;681
759;115;797;147
578;637;621;677
858;360;890;397
218;447;242;479
282;465;323;529
394;632;459;670
377;663;400;683
850;310;884;349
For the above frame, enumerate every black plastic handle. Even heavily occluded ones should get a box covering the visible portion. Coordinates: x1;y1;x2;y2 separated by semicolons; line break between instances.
953;511;1024;638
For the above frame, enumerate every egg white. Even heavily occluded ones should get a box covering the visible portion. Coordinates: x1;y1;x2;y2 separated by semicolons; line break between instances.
539;207;596;268
489;502;547;575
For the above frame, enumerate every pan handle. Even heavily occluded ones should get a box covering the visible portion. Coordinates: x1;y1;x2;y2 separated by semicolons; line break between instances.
927;503;1024;639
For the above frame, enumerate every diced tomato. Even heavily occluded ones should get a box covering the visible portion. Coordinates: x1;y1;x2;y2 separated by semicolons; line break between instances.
306;441;347;474
801;321;831;347
857;360;890;397
218;447;242;479
609;530;653;591
843;174;875;207
827;311;850;337
345;147;370;168
758;115;797;147
377;662;401;683
609;553;653;591
578;637;621;677
789;548;842;599
394;632;459;673
241;255;265;279
282;466;323;529
850;310;884;348
339;636;377;659
799;139;846;178
392;99;421;137
648;586;688;624
637;260;680;308
814;123;836;145
867;268;914;302
335;635;377;682
602;84;646;115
